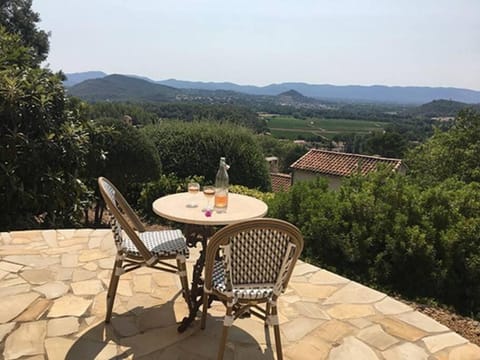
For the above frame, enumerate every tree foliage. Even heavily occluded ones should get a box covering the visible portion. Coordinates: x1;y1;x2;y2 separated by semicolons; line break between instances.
256;135;308;172
85;118;161;206
86;102;159;125
0;0;49;64
363;130;407;158
268;172;480;316
143;102;266;132
141;121;270;191
137;173;204;222
407;109;480;185
0;27;88;230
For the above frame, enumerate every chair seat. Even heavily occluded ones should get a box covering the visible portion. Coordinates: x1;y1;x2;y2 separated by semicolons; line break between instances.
123;229;189;258
212;260;274;300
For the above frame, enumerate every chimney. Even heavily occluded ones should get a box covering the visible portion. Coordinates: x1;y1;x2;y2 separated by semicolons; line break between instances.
265;156;279;173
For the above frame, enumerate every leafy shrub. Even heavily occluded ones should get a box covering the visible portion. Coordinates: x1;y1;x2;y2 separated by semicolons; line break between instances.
229;184;274;203
0;27;89;230
406;109;480;185
138;173;204;222
84;117;162;209
269;172;480;316
141;121;271;191
424;180;480;316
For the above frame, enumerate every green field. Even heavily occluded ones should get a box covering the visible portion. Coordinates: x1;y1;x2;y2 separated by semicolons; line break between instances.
266;115;387;140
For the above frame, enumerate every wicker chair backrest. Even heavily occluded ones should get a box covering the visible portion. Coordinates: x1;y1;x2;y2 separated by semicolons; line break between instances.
98;177;151;260
205;218;303;294
228;227;293;285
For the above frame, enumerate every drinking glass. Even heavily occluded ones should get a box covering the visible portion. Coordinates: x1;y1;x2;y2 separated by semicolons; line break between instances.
186;182;200;208
202;186;215;211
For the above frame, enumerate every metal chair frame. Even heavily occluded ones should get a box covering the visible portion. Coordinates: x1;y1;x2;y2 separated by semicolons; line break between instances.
200;218;304;360
98;176;190;322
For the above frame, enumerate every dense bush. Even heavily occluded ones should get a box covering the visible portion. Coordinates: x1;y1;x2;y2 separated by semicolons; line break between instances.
229;184;274;203
363;130;408;158
269;173;480;317
84;117;161;214
141;121;270;191
0;27;89;230
406;109;480;185
137;173;204;222
267;177;338;263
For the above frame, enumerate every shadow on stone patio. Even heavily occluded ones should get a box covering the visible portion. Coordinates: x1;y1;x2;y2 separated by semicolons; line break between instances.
1;229;480;359
62;285;271;359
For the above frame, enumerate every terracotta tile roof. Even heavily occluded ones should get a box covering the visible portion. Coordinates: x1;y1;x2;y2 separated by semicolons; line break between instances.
270;173;291;192
290;149;403;177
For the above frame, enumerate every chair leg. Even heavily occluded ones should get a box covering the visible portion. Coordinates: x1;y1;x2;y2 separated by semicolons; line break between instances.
265;301;271;327
200;291;209;329
217;303;233;360
176;257;190;308
271;305;283;360
105;255;123;323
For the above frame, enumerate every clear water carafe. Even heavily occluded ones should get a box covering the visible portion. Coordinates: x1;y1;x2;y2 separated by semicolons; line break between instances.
214;157;229;212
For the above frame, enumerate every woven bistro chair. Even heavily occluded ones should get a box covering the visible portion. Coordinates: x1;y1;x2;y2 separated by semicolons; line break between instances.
200;218;304;360
98;177;190;323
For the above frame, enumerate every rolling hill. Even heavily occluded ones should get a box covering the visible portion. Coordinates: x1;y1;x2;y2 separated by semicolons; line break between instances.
67;74;180;102
408;99;480;117
63;71;107;87
66;72;480;104
67;74;323;107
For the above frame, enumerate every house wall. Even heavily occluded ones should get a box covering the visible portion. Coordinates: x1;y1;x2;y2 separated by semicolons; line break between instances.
292;170;343;190
293;163;406;190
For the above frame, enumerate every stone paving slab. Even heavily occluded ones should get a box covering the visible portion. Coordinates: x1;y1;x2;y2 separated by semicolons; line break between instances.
0;229;479;359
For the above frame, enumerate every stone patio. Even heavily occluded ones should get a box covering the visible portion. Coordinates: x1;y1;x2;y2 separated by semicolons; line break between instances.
1;229;479;359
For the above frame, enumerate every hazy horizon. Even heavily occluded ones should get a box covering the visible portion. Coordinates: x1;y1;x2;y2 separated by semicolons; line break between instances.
34;0;480;91
67;71;480;91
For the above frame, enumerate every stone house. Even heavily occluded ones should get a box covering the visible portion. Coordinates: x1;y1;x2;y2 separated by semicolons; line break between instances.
290;149;406;190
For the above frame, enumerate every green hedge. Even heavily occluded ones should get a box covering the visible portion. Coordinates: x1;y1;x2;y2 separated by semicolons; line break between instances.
268;173;480;317
141;121;271;191
229;184;274;203
86;117;161;204
138;173;204;222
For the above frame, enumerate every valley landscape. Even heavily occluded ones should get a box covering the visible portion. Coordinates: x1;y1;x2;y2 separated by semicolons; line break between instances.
3;0;480;357
65;71;480;150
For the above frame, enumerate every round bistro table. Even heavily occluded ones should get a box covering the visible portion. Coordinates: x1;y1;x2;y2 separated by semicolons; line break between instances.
152;192;268;331
152;192;268;226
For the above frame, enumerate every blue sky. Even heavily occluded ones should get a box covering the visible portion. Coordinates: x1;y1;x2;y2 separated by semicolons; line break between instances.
34;0;480;90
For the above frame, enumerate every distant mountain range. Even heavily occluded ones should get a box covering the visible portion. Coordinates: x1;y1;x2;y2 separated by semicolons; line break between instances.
65;71;480;105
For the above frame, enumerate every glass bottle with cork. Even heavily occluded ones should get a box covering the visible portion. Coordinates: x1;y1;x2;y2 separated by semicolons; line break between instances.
214;157;229;213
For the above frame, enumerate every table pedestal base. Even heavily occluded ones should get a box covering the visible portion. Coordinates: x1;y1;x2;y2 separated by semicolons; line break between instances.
178;224;214;332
